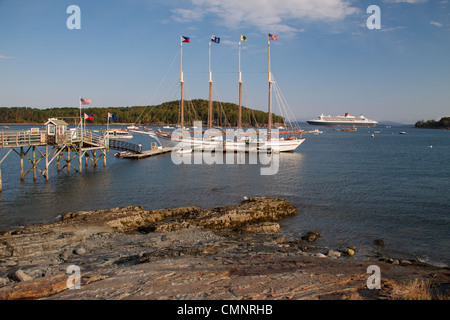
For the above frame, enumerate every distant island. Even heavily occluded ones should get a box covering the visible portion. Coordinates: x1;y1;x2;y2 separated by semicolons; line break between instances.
0;99;284;127
415;117;450;129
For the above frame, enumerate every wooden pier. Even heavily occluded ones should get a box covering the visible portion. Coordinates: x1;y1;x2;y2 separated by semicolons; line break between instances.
0;119;110;192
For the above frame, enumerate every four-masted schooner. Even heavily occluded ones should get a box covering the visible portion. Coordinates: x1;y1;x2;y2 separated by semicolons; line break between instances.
154;34;305;152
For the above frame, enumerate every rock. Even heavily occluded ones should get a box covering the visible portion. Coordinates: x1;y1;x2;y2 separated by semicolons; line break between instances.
273;236;287;244
154;197;297;232
73;247;87;255
400;260;412;265
312;253;327;258
344;248;355;257
301;231;321;242
0;277;8;287
0;274;106;300
241;222;280;233
0;260;17;267
327;250;341;258
13;269;33;282
374;239;385;247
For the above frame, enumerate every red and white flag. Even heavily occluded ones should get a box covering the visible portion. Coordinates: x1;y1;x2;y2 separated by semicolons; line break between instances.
268;33;278;41
80;98;91;105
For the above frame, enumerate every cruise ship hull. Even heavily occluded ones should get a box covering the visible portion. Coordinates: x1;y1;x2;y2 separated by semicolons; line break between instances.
307;120;378;127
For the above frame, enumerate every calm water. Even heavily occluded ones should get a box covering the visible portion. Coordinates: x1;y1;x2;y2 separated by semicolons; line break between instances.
1;125;449;266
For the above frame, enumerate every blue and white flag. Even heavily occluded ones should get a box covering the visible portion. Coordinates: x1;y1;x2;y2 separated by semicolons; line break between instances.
211;35;220;44
108;113;117;121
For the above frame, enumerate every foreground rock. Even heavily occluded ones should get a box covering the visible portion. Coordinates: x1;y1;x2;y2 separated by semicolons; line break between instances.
0;197;448;300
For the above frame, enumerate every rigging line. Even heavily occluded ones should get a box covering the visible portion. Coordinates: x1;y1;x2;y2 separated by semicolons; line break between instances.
270;76;288;123
140;78;179;124
271;79;288;125
182;87;200;126
212;84;230;127
273;80;301;131
135;50;179;124
242;82;259;127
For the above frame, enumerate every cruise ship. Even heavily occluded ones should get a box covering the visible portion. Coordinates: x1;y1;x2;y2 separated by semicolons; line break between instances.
307;113;378;127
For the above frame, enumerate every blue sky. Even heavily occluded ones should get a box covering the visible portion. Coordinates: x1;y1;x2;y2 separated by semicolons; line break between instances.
0;0;449;123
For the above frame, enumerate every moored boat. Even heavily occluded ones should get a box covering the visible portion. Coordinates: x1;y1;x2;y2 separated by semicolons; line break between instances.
106;129;133;139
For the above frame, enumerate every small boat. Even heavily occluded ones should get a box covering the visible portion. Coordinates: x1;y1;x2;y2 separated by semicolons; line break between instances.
127;125;140;130
106;129;133;139
342;128;357;132
312;129;323;135
163;125;174;129
399;131;408;135
175;148;193;154
1;126;10;129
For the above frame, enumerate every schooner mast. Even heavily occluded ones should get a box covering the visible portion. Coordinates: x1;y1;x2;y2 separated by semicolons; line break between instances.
238;39;242;133
180;37;185;130
267;36;273;141
208;41;213;131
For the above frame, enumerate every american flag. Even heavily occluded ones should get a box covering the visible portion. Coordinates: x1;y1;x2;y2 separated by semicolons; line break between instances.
80;98;91;105
268;33;278;41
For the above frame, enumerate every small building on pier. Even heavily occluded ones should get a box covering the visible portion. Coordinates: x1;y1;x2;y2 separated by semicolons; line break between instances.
45;118;68;145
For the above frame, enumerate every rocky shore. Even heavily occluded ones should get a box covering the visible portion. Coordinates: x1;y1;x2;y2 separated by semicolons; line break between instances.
0;197;448;300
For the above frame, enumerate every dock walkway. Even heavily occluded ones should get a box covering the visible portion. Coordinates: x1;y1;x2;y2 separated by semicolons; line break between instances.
114;147;173;159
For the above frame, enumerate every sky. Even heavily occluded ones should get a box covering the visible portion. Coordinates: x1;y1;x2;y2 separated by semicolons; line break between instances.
0;0;449;123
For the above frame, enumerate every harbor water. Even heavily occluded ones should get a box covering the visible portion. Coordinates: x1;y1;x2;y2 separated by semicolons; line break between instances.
0;125;449;267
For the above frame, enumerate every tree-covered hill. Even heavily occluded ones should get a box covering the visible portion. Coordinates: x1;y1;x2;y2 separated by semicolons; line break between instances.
415;117;450;129
0;99;285;127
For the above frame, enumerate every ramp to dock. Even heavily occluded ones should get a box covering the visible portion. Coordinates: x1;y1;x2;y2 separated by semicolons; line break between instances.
108;139;142;154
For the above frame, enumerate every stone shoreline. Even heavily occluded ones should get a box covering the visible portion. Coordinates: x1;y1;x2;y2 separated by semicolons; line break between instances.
0;197;448;300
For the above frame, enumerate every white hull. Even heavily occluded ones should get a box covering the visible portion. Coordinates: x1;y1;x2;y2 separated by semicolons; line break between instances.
307;113;377;127
158;134;306;153
155;132;222;150
106;130;133;139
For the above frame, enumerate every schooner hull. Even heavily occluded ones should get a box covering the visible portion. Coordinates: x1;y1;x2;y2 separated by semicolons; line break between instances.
155;132;222;150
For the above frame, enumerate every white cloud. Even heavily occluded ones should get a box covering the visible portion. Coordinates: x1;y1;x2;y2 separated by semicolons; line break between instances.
389;0;427;3
172;0;359;33
171;8;205;23
0;54;12;59
430;20;444;27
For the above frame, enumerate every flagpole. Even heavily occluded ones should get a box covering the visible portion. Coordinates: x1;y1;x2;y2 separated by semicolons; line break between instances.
238;41;242;133
79;97;84;142
208;41;213;131
107;113;110;144
268;39;272;141
180;40;184;130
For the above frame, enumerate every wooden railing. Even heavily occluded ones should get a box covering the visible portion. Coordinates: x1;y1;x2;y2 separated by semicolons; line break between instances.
1;128;108;149
66;129;108;148
0;130;46;149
